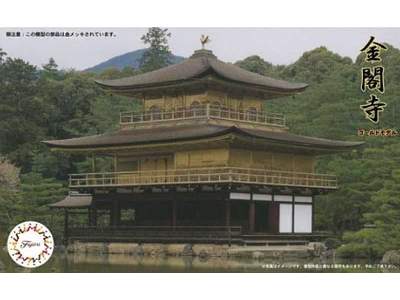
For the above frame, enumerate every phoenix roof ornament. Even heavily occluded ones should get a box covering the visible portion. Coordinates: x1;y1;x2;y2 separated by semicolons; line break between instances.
200;35;211;49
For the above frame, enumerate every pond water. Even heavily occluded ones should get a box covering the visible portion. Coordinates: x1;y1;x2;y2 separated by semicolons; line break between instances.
0;249;397;273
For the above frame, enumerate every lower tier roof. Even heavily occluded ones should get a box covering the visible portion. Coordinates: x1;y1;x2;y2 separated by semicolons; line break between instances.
43;124;364;154
50;195;92;208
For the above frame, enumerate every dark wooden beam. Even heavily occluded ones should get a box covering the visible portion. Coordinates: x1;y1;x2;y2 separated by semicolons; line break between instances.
268;197;279;234
172;199;177;228
88;207;92;226
88;207;97;227
63;209;69;245
249;201;255;233
225;198;231;227
291;192;295;234
110;199;120;226
311;195;314;234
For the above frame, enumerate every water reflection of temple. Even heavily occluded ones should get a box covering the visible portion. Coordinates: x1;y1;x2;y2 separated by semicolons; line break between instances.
46;47;363;245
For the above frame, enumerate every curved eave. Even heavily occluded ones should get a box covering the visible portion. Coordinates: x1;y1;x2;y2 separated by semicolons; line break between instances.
94;52;308;97
237;128;365;153
42;125;365;154
42;130;229;152
49;195;92;208
233;134;364;155
95;76;308;98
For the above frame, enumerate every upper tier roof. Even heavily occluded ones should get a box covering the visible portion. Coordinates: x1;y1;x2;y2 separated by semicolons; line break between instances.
95;49;308;98
43;124;364;154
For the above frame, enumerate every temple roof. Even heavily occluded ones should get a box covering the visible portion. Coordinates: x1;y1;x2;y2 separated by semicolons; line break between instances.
95;49;308;97
50;195;92;208
43;124;364;153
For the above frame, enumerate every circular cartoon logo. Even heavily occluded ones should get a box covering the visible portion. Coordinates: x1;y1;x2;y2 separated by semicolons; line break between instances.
7;221;54;268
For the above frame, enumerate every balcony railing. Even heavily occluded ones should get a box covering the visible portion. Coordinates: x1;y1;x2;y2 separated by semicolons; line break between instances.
120;105;286;128
69;167;337;190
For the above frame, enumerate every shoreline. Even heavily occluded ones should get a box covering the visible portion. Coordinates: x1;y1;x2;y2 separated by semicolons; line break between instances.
65;241;330;260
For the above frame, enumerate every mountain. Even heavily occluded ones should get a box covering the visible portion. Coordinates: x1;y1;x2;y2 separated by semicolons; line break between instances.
85;48;185;73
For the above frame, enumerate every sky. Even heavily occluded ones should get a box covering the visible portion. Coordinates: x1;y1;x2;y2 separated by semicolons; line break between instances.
0;27;399;70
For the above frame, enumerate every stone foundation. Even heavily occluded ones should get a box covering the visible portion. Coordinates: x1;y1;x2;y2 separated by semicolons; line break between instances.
108;243;141;255
192;244;229;258
66;241;328;259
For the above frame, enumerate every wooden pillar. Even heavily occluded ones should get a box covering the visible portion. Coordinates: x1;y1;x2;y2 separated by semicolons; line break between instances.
311;195;314;233
225;198;232;246
113;154;117;172
268;194;274;233
110;200;120;227
88;207;92;226
63;209;69;245
91;153;96;172
249;201;255;233
292;193;295;233
225;199;231;227
93;208;97;226
117;202;121;226
172;199;177;227
88;207;97;227
268;200;279;234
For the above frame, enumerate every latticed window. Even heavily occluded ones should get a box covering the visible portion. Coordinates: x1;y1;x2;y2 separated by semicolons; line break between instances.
190;101;203;116
247;107;257;121
211;101;221;109
149;105;162;120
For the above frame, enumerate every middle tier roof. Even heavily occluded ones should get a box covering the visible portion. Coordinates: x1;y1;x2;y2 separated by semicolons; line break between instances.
43;123;364;154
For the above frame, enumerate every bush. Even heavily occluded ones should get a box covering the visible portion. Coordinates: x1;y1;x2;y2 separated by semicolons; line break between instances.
324;237;342;250
336;243;377;259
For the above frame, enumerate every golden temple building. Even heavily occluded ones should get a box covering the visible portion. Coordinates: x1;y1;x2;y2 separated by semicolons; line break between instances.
47;47;363;245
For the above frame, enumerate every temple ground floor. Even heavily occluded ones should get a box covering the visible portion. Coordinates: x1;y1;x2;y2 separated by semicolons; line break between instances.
54;188;327;245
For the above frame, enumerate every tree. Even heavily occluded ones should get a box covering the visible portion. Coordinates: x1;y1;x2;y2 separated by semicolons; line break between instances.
0;56;46;171
280;46;353;84
1;38;400;258
337;167;400;258
237;43;400;260
0;160;67;241
0;156;20;190
139;27;172;72
96;66;140;80
235;55;275;76
0;158;21;228
0;48;6;64
19;173;67;230
42;57;60;80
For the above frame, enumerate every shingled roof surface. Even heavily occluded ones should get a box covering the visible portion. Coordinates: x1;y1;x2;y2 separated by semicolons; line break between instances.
50;195;92;208
43;124;364;151
95;49;308;93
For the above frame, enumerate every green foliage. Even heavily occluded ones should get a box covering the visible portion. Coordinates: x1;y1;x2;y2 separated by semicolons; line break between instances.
1;38;400;257
281;46;353;84
41;57;61;80
0;50;143;241
0;170;67;242
0;48;7;63
237;44;400;258
0;156;20;189
0;186;22;229
0;52;141;178
0;56;45;171
96;66;140;80
235;55;275;75
337;167;400;258
324;237;342;250
139;27;172;72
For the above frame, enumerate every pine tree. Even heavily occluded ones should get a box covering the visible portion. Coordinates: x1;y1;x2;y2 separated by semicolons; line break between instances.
139;27;172;72
42;57;59;79
0;48;6;64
